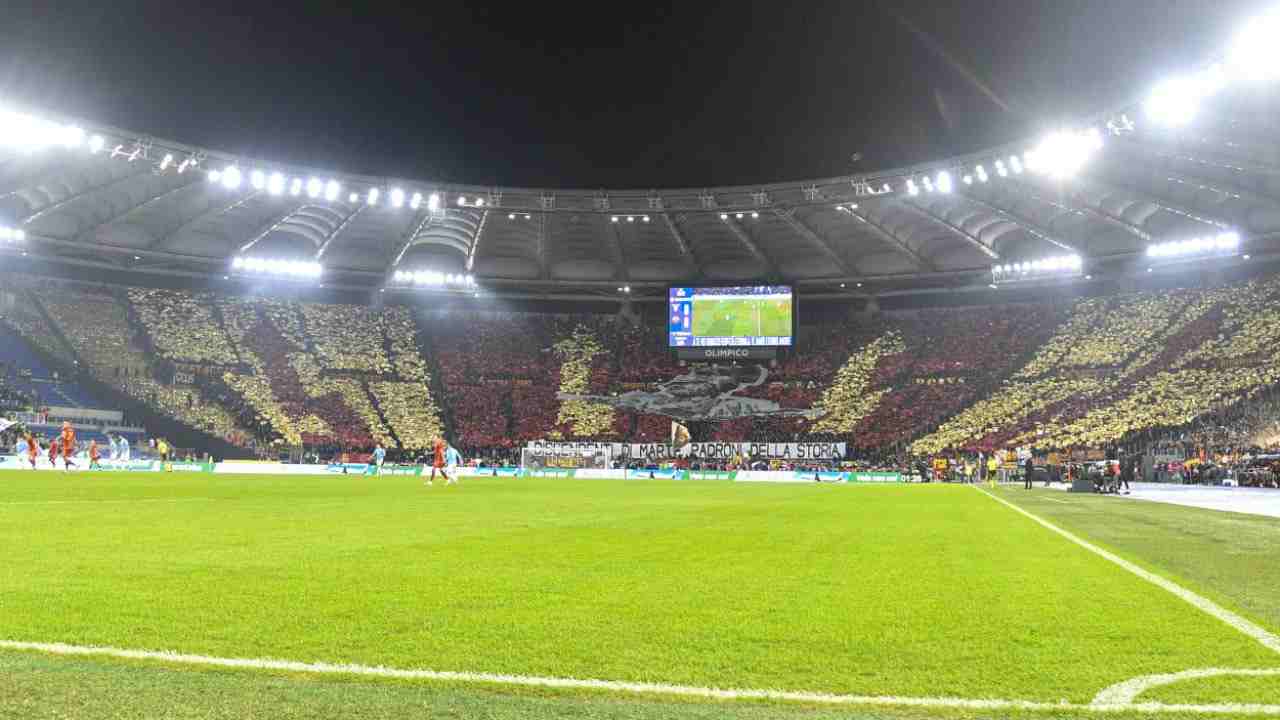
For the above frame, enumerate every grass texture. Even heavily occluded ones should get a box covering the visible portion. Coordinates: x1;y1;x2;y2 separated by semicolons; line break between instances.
692;298;791;338
0;473;1277;717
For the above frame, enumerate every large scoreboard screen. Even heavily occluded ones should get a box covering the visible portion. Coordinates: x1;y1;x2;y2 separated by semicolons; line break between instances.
668;286;794;348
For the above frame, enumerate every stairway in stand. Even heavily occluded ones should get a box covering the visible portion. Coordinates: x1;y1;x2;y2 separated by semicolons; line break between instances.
410;316;456;443
27;290;86;369
364;378;402;449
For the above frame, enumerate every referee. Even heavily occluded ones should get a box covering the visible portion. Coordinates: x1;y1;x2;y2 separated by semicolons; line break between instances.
1024;456;1035;489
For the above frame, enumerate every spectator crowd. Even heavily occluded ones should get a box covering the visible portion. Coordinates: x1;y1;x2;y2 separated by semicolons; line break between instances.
2;270;1280;474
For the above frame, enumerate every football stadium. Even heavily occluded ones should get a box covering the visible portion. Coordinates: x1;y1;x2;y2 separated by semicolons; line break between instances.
2;3;1280;718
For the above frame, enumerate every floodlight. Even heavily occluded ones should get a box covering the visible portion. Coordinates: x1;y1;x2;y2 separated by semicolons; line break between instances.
410;192;422;210
348;192;359;203
367;188;380;205
508;213;516;220
475;197;485;207
325;180;340;202
750;211;759;219
906;178;919;196
1087;128;1103;151
160;154;174;171
642;215;650;222
611;216;619;222
390;187;405;208
1227;11;1280;83
221;167;242;190
1145;75;1201;127
922;176;935;192
61;125;84;148
995;160;1008;178
88;134;105;154
736;213;744;219
976;165;989;183
306;178;322;198
290;178;302;196
936;170;953;194
963;175;973;185
1009;156;1023;174
628;215;635;222
208;169;222;183
457;195;467;206
719;213;728;220
1026;131;1096;179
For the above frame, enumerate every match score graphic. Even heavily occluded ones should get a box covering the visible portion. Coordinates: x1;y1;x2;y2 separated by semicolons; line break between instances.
668;286;793;348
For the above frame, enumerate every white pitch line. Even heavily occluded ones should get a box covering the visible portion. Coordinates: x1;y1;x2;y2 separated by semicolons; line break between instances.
975;486;1280;656
3;639;1280;715
1094;667;1280;705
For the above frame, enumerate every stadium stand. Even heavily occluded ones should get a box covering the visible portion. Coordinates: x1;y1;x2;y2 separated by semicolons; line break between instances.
0;306;99;409
31;285;250;446
7;270;1280;466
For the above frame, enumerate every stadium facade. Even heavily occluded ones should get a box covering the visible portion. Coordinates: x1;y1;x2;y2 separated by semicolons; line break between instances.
1;43;1278;305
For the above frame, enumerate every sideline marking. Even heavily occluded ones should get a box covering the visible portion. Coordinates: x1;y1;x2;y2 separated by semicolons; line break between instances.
1094;667;1280;705
975;487;1280;655
2;639;1280;715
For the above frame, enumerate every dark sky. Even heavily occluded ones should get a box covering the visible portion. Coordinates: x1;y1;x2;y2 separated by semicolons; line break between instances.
0;0;1266;189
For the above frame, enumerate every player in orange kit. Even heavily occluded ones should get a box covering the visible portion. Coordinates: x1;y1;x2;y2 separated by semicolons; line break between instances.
48;436;60;470
88;438;101;470
60;422;78;472
426;435;446;486
26;433;40;470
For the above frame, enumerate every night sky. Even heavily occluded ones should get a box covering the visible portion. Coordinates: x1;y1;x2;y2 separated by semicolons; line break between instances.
0;0;1267;189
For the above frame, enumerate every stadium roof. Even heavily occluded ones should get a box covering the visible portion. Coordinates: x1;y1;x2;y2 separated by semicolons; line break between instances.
3;14;1280;301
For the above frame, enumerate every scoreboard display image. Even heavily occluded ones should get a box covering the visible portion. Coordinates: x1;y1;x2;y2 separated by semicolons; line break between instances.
668;286;794;347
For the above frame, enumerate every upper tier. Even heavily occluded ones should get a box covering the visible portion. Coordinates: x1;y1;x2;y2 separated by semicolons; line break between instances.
3;71;1280;297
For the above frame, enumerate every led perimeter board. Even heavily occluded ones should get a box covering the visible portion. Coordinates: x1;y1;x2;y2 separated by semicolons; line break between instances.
668;286;794;348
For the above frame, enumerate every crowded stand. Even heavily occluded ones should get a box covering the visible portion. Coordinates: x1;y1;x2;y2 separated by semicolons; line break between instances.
127;289;239;366
428;312;619;450
2;269;1280;481
373;308;445;451
32;285;251;445
913;290;1211;455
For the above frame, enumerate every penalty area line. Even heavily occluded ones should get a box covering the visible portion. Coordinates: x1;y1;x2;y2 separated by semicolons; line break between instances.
3;639;1280;715
975;486;1280;656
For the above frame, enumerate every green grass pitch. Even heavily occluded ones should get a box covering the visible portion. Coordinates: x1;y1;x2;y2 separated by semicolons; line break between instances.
692;298;791;338
1;472;1278;719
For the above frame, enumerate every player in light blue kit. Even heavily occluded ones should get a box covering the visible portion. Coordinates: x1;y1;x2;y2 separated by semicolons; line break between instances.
370;444;386;476
444;444;462;485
